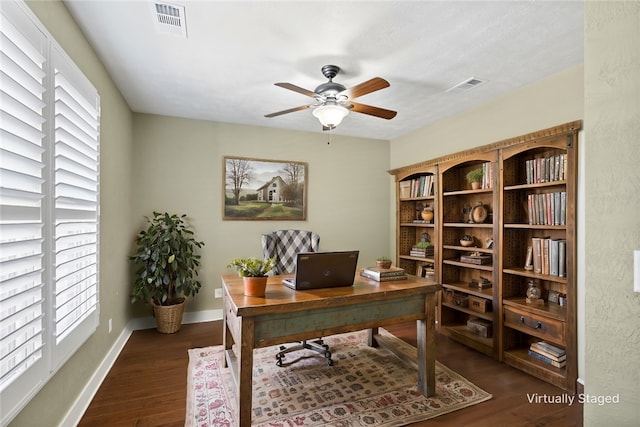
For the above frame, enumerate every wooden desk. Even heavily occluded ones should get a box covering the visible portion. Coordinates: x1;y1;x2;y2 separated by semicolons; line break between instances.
221;273;441;427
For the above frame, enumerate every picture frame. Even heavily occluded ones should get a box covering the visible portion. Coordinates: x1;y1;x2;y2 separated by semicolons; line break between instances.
548;290;560;304
223;156;307;220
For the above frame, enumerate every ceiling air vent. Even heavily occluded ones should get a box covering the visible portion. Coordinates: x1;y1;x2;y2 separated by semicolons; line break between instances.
153;2;187;38
445;77;486;93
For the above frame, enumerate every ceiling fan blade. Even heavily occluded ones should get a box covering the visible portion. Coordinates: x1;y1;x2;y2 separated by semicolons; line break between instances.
341;77;390;99
349;102;397;120
274;82;317;98
264;105;310;118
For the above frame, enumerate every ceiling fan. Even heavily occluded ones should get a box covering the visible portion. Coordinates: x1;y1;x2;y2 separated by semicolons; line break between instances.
265;65;397;130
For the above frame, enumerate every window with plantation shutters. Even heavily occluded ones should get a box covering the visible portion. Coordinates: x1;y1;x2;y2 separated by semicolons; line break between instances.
0;1;100;424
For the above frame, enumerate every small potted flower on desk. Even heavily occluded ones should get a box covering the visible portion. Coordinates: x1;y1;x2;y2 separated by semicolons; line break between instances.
227;257;276;297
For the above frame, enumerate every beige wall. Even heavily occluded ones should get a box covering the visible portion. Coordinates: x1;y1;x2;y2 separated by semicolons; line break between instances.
584;2;640;424
10;1;135;426
131;114;392;315
390;65;584;169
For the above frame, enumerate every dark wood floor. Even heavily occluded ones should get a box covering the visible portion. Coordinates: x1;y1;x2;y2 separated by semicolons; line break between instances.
79;321;582;426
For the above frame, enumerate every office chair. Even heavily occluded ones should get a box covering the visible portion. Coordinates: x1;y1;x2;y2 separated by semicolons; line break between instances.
261;229;333;366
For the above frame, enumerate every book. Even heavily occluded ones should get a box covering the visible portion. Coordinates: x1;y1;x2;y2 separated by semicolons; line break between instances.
528;349;566;368
410;247;434;257
361;266;406;279
530;346;567;362
460;254;492;265
531;341;566;357
558;239;566;277
549;239;559;276
542;238;549;275
399;180;411;199
531;237;542;274
360;271;408;282
530;343;566;360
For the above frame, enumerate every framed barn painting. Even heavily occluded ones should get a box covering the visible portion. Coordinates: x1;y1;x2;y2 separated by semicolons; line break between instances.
223;156;307;220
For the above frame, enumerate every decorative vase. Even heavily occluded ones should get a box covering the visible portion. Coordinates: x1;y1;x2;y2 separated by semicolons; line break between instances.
471;181;481;190
420;208;434;222
460;236;475;247
526;279;541;304
152;297;185;334
243;276;268;297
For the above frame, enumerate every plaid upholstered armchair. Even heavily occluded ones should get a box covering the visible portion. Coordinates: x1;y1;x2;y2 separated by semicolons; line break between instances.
261;229;333;366
261;229;320;275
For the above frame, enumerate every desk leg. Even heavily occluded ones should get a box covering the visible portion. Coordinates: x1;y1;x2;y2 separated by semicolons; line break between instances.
367;327;379;347
223;294;231;368
237;317;255;427
416;292;437;397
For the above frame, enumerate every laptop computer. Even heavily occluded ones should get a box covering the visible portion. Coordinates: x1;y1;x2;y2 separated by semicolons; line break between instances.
282;250;359;290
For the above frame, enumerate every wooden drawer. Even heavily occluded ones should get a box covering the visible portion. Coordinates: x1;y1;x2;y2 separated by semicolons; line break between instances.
504;306;565;344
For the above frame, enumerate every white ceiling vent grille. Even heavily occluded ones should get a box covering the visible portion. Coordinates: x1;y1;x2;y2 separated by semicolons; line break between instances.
446;77;487;93
153;2;187;38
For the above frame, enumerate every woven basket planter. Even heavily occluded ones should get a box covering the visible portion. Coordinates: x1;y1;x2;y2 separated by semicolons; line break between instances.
152;298;186;334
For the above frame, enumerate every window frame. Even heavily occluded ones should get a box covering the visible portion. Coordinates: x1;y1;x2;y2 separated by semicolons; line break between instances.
0;1;101;424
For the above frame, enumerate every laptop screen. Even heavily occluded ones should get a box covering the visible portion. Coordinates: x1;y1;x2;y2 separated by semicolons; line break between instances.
282;251;359;290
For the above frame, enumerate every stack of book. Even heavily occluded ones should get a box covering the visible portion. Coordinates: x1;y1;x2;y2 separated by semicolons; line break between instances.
531;237;567;277
528;341;566;368
360;266;407;282
527;191;566;225
399;175;434;199
410;245;434;258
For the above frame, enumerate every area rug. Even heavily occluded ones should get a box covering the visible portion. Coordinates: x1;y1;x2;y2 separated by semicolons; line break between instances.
186;329;491;426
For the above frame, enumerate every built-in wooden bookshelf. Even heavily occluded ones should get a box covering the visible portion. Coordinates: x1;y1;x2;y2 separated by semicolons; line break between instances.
389;121;581;392
499;132;578;391
438;153;499;358
395;166;438;282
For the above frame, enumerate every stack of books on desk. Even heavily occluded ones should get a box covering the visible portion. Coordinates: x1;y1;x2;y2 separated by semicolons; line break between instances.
528;341;566;368
360;266;408;282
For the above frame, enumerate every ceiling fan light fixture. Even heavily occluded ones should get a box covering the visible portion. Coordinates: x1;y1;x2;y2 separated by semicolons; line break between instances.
312;104;349;128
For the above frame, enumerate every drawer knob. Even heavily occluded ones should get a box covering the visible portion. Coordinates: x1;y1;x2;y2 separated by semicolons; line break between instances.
520;315;542;330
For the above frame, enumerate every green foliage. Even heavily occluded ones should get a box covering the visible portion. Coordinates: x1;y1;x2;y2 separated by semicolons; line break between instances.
227;258;275;277
377;256;391;262
415;241;434;249
466;167;484;183
130;212;204;306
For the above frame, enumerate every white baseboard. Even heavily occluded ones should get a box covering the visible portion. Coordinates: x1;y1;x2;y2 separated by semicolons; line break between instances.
61;309;223;427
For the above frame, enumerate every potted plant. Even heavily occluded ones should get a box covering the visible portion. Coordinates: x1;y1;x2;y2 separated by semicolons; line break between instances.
376;256;392;269
466;167;484;189
227;257;276;296
130;212;205;334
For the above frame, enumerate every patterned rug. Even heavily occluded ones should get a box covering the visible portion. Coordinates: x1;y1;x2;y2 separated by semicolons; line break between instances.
186;329;491;426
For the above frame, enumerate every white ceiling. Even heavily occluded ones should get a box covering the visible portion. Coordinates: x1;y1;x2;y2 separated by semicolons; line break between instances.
63;1;584;141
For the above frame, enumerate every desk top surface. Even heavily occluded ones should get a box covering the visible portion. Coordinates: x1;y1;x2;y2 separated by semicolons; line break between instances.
222;272;441;317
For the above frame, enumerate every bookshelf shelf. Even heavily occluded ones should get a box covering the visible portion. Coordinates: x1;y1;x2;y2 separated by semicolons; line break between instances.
443;282;493;299
390;120;580;392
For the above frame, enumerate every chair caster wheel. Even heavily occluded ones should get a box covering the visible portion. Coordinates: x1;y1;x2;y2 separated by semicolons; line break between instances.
325;351;333;366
